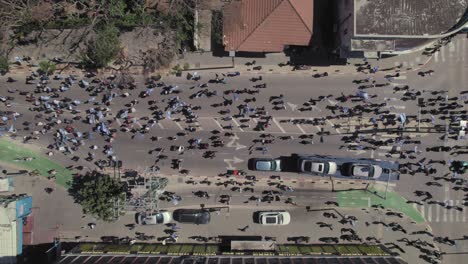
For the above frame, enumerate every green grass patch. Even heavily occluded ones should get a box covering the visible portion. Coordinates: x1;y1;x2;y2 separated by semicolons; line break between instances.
0;139;73;188
337;188;425;223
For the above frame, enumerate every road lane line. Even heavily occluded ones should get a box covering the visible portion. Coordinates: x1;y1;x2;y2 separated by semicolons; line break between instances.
296;124;306;134
213;119;225;131
232;118;244;132
273;118;286;133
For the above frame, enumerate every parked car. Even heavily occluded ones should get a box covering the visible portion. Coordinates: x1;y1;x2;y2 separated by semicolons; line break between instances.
248;158;282;171
173;209;210;224
136;211;172;225
257;211;291;225
340;163;384;178
299;158;337;175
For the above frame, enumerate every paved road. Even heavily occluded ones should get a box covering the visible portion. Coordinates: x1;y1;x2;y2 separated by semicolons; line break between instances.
1;34;467;263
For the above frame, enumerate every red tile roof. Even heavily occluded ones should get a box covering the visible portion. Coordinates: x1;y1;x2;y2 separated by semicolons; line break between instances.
223;0;314;52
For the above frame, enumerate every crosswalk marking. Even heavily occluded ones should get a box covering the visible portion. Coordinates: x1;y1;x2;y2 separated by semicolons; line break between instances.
434;51;439;62
449;200;454;222
427;205;432;222
441;47;446;62
419;200;466;223
462;38;466;61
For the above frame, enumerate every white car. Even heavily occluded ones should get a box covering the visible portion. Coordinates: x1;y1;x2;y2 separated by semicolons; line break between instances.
136;211;172;225
258;211;291;225
299;159;337;175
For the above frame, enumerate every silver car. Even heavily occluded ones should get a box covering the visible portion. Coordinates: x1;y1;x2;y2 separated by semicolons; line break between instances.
136;211;172;225
341;163;383;178
258;211;291;225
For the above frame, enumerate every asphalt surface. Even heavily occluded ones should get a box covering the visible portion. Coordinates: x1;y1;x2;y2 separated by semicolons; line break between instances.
1;34;467;263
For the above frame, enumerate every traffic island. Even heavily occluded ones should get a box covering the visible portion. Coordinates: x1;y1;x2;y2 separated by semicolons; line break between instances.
0;138;73;188
337;187;425;224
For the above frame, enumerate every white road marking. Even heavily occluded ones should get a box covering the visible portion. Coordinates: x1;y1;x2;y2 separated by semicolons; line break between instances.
213;119;225;131
252;118;258;124
449;200;454;222
415;56;421;63
455;200;460;222
157;122;164;129
462;38;466;61
174;122;184;131
296;124;306;134
327;99;338;106
434;51;439;62
371;149;375;159
443;206;447;222
194;122;203;131
135;121;143;128
436;204;440;222
287;102;298;111
464;206;467;222
231;118;244;132
441;47;446;62
315;125;321;132
115;118;122;126
273;118;286;133
427;204;432;222
420;205;425;219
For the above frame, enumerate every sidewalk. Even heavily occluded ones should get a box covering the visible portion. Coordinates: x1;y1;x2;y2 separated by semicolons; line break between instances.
175;47;434;77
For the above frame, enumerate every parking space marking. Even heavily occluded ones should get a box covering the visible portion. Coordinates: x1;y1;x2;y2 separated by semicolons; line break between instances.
193;122;203;131
273;118;286;133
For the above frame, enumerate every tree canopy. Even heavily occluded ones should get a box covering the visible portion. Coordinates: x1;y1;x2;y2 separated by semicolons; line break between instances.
69;171;126;222
82;24;121;69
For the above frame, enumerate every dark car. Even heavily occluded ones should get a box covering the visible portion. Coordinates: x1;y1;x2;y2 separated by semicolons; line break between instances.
173;209;210;224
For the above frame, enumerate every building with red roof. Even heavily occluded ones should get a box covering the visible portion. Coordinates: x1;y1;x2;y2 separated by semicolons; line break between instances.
223;0;314;52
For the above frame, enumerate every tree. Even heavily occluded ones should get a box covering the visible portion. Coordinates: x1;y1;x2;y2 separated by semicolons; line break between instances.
82;24;121;68
69;171;126;222
38;60;56;75
0;55;9;74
